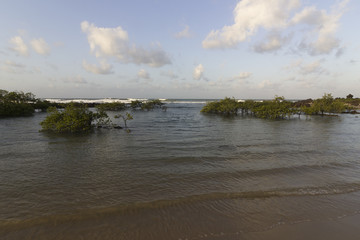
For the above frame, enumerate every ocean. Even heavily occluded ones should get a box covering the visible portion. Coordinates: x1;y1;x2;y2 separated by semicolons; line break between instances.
1;99;360;239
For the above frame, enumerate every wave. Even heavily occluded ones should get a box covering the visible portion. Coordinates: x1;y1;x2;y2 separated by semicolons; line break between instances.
43;98;214;104
44;98;147;104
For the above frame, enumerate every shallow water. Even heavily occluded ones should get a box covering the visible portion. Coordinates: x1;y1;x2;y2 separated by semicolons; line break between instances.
1;102;360;239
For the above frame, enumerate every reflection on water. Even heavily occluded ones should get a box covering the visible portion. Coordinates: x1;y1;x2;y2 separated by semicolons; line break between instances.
1;103;360;239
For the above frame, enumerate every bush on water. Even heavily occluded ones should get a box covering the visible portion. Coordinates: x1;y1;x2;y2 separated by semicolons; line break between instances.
0;89;52;117
201;94;353;119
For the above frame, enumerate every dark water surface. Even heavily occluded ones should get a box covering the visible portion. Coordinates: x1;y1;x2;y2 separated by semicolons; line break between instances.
1;102;360;239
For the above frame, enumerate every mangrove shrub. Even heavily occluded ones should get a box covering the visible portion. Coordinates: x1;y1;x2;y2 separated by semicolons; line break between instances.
40;103;109;133
201;97;240;115
0;89;54;117
303;93;346;115
251;96;296;120
1;90;35;117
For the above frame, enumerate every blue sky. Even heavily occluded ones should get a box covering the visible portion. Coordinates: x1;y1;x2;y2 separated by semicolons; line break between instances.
0;0;359;99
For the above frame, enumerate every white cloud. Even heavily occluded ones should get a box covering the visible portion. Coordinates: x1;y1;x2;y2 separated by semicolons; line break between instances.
211;72;252;89
257;79;280;89
286;60;327;75
229;72;252;81
63;76;88;84
193;64;204;80
1;60;42;74
81;21;128;57
82;59;113;74
202;0;348;57
296;77;318;89
1;60;26;73
175;25;191;39
299;61;323;75
291;0;348;55
9;36;28;56
30;38;50;55
202;0;300;49
253;32;291;53
137;69;150;79
237;72;252;79
4;60;25;68
81;21;171;67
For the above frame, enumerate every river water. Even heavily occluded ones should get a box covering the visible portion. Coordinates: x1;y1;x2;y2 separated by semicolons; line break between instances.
1;101;360;239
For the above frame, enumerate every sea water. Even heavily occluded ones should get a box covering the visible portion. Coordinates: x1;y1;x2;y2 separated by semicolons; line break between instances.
1;100;360;239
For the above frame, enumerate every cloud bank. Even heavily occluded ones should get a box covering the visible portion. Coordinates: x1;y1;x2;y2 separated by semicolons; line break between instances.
31;38;50;55
202;0;300;49
81;21;171;67
292;0;348;55
9;36;29;56
286;60;327;75
137;69;150;79
175;25;191;39
9;36;51;56
82;59;113;75
202;0;348;56
193;64;204;80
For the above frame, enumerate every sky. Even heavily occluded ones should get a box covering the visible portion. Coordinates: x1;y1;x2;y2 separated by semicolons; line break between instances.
0;0;359;99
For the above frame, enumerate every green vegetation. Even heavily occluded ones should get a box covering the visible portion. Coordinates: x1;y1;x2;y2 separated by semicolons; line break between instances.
250;96;296;120
40;103;137;133
4;88;360;133
130;100;143;109
129;99;165;110
201;97;240;115
114;112;134;133
114;112;133;128
308;94;346;115
201;93;357;120
40;103;110;133
0;89;52;117
39;98;166;133
201;96;296;119
141;99;164;110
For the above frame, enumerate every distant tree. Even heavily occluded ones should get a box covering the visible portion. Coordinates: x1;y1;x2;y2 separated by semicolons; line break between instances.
302;93;346;116
96;102;126;111
0;89;9;98
311;93;334;115
141;99;164;111
33;99;52;111
130;100;143;109
129;99;165;111
347;94;354;99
